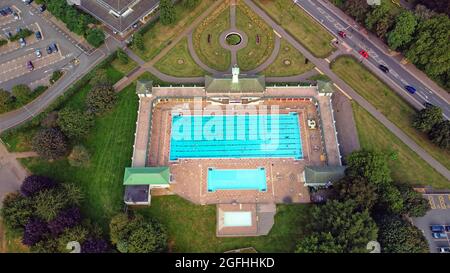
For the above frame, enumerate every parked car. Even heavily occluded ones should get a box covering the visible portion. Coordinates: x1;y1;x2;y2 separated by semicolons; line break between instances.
445;225;450;232
359;50;369;59
338;31;346;38
432;232;448;239
423;102;435;108
0;7;13;16
19;37;26;47
430;225;445;232
23;0;33;6
35;31;42;40
46;46;52;54
13;12;19;20
38;4;46;13
35;49;41;58
405;85;417;94
50;43;58;53
378;64;389;73
438;247;450;253
26;60;34;71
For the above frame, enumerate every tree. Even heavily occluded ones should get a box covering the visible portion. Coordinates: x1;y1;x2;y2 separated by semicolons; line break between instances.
68;145;91;167
387;11;417;50
116;48;129;65
0;192;33;231
415;0;450;16
11;84;32;105
32;128;69;159
47;207;82;236
346;150;392;186
331;176;378;211
377;214;429;253
133;32;145;51
414;4;436;21
159;0;176;25
296;232;343;253
406;15;450;89
57;108;94;139
20;175;58;197
365;2;394;39
0;89;12;113
182;0;200;9
429;120;450;149
306;200;378;253
412;105;443;132
343;0;369;23
110;213;168;253
22;218;49;246
396;184;430;217
86;28;105;48
377;183;404;214
86;84;117;115
40;111;59;128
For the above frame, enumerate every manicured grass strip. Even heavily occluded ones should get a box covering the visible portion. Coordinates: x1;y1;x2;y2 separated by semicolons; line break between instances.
352;103;448;189
155;38;206;77
254;0;334;58
134;0;216;61
193;3;231;71
137;195;310;253
332;56;450;170
236;0;275;71
263;39;314;77
20;84;138;231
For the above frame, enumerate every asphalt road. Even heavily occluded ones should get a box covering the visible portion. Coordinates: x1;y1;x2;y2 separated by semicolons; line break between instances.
295;0;450;119
0;0;120;133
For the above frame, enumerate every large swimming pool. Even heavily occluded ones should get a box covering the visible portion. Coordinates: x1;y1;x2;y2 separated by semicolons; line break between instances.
169;113;302;160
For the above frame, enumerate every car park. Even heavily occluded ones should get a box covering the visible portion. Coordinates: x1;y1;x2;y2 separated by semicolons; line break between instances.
35;31;42;40
38;5;46;13
431;225;445;232
438;247;450;253
46;46;52;54
35;49;41;58
359;50;369;59
18;38;26;47
26;60;34;71
13;12;19;20
0;7;13;16
405;85;416;94
432;232;448;239
446;226;450;232
378;64;389;73
50;43;58;53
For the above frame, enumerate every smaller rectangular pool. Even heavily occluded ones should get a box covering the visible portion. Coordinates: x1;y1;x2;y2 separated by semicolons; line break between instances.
207;168;267;192
223;212;252;227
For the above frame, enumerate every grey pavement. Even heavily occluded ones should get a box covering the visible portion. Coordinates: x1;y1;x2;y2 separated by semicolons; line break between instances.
0;141;28;206
244;0;450;180
295;0;450;119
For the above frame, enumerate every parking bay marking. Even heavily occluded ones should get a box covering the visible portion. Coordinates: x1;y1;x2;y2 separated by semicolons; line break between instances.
428;196;436;209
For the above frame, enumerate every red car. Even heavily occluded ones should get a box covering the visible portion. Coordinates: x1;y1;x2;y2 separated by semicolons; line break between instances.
338;31;346;38
359;50;369;59
26;60;34;71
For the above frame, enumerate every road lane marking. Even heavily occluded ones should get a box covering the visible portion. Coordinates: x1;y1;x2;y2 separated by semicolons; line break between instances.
439;196;446;209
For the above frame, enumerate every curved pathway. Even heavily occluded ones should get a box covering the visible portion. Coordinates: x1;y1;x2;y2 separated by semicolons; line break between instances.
187;32;222;75
146;66;204;84
265;69;318;83
245;35;281;74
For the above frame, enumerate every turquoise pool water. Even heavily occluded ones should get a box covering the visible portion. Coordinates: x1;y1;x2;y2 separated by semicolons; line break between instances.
207;168;267;192
223;212;252;227
169;113;302;160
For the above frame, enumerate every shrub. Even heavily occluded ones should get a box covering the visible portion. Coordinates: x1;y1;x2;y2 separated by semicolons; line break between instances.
12;84;32;105
40;111;59;128
0;39;7;46
429;120;450;149
81;238;110;253
20;175;58;197
50;70;63;84
0;89;13;113
117;48;129;64
47;207;82;235
32;127;69;159
68;145;91;167
89;68;110;87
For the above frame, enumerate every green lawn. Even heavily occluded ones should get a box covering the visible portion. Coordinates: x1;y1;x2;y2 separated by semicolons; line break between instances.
133;0;216;61
193;2;231;71
352;103;448;189
154;38;206;77
254;0;334;58
111;57;138;76
262;39;314;77
20;84;138;230
136;196;311;253
331;56;450;172
236;1;275;71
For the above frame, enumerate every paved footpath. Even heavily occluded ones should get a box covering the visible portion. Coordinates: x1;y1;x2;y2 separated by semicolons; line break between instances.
0;142;29;206
244;0;450;180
